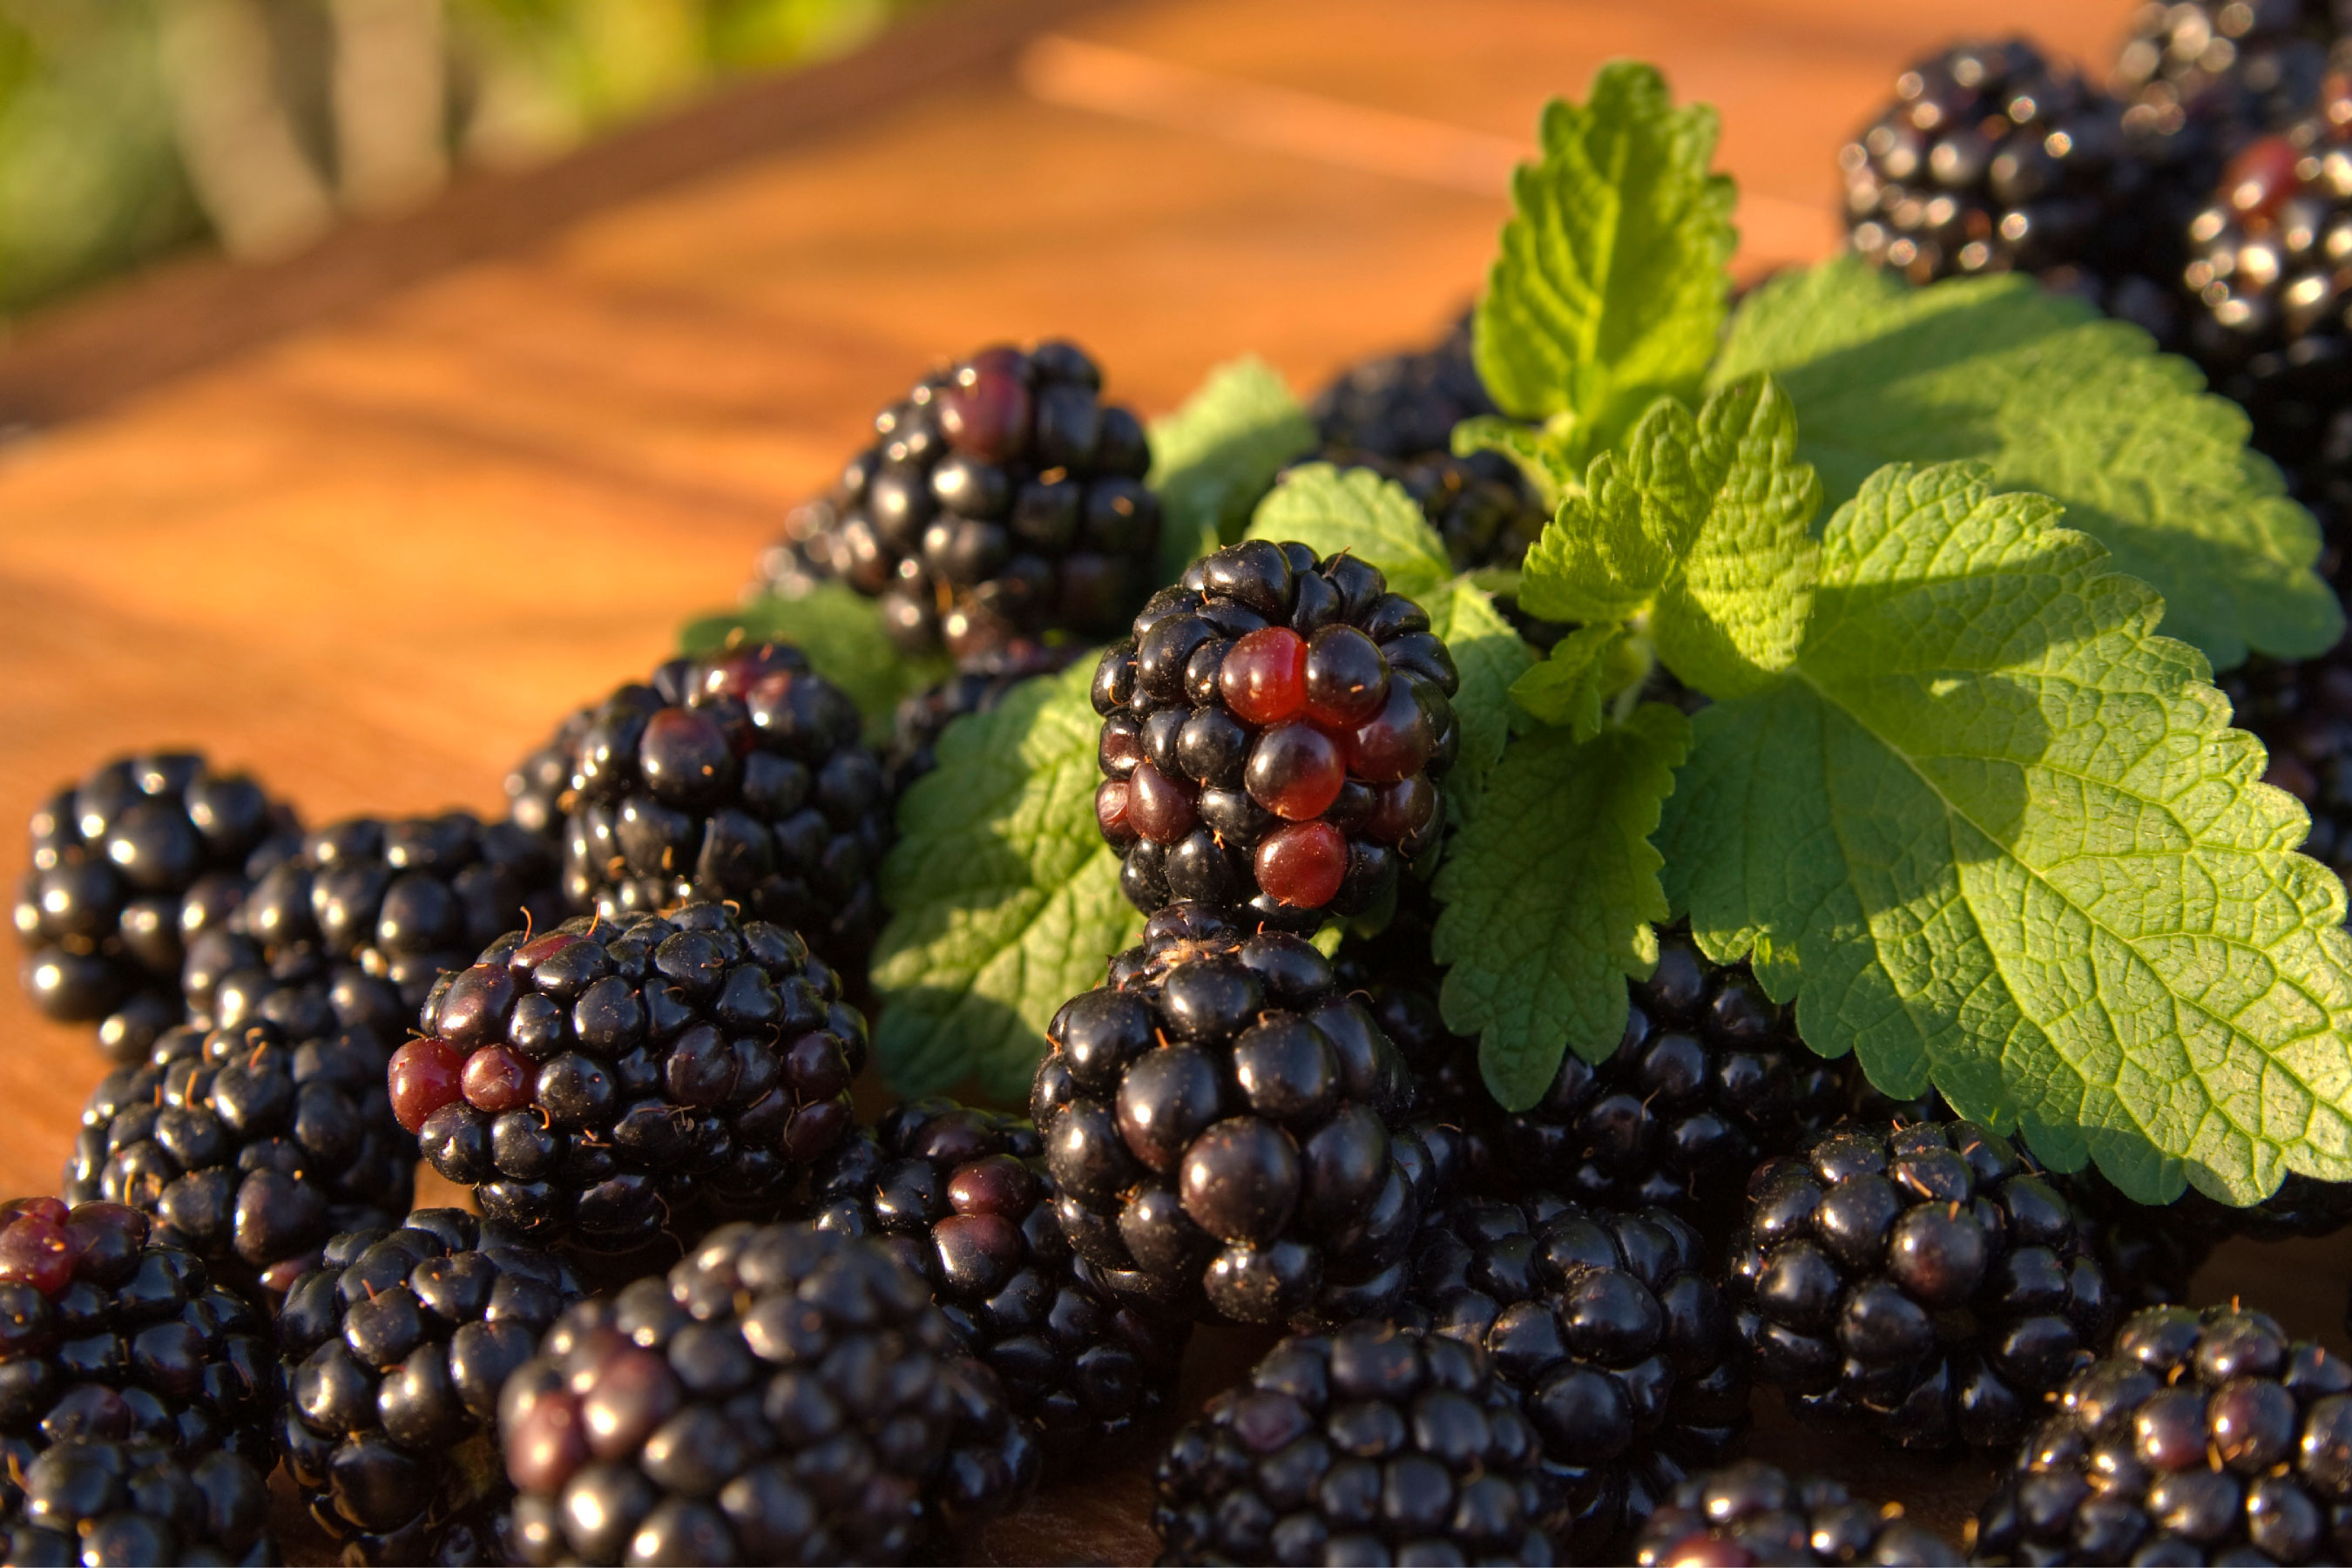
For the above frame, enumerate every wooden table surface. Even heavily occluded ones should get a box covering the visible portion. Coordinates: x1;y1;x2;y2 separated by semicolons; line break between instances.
3;0;2349;1560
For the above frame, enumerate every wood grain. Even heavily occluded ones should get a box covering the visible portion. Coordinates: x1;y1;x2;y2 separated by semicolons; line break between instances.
4;0;2347;1561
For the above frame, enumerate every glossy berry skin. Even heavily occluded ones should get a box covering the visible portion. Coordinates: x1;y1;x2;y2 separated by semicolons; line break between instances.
64;1019;413;1299
1032;909;1429;1325
524;644;892;974
799;1098;1188;1456
275;1210;583;1565
409;904;865;1252
1632;1459;1962;1566
1730;1119;2113;1453
497;1222;1036;1565
1153;1321;1557;1565
13;752;297;1064
758;340;1159;660
0;1198;277;1484
1094;540;1458;923
2220;649;2352;929
0;1438;274;1566
2113;0;2335;163
1974;1303;2352;1565
1399;1193;1750;1560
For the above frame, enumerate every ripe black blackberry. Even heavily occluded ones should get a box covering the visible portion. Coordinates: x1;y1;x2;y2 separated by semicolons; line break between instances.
65;1019;414;1298
498;1221;1035;1565
391;903;864;1252
1094;539;1458;923
760;341;1159;659
1031;911;1426;1324
1842;39;2186;328
1490;926;1844;1224
1311;313;1495;461
1973;1302;2352;1564
799;1098;1188;1454
181;810;562;1051
1152;1319;1557;1565
0;1198;276;1475
2114;0;2339;154
0;1438;274;1566
1731;1119;2114;1452
884;640;1080;794
276;1209;585;1565
530;643;891;970
14;752;296;1064
1400;1193;1750;1559
1631;1459;1963;1566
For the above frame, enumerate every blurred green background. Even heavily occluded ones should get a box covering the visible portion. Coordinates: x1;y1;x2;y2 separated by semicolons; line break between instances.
0;0;914;318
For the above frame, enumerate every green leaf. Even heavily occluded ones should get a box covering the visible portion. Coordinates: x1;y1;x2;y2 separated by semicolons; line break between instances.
1517;395;1703;624
680;583;950;746
1713;257;2341;668
1423;576;1538;794
1648;375;1821;699
1435;702;1691;1109
872;660;1145;1104
1246;463;1454;599
1452;414;1576;503
1147;356;1320;590
1473;60;1735;449
1659;461;2352;1205
1510;623;1622;740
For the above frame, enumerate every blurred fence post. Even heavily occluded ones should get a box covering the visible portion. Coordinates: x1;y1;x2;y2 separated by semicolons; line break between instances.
156;0;336;259
330;0;451;215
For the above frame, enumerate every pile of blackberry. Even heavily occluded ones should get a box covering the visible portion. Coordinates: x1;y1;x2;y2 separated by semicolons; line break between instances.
0;1198;277;1474
1632;1459;1962;1566
1730;1119;2113;1452
276;1210;584;1564
1400;1193;1749;1558
1031;908;1424;1324
65;1019;414;1295
1152;1320;1557;1565
497;1221;1033;1565
389;902;865;1251
1094;539;1458;923
1841;38;2181;311
526;644;892;970
1973;1303;2352;1564
2113;0;2340;153
0;1438;274;1566
13;752;295;1063
799;1097;1188;1453
759;341;1159;659
1490;926;1843;1225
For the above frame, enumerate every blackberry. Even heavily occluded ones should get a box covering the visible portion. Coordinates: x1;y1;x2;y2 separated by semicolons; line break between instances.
2220;644;2352;895
0;1198;276;1475
531;644;892;971
276;1209;584;1564
0;1438;274;1566
1631;1459;1963;1566
182;810;562;1039
1031;909;1429;1324
497;1221;1035;1565
1488;926;1843;1224
2051;1169;2215;1311
1094;539;1459;923
1152;1319;1557;1565
2114;0;2340;153
65;1019;414;1297
1730;1119;2114;1452
884;640;1080;795
1973;1302;2352;1564
1842;39;2186;328
13;752;296;1064
1400;1193;1749;1558
760;340;1159;659
1310;313;1497;462
390;902;864;1252
799;1098;1188;1454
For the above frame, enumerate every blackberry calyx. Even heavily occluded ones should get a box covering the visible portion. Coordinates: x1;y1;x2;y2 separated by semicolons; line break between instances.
1152;1319;1558;1565
0;1438;274;1566
760;340;1160;660
1731;1119;2113;1452
1973;1302;2352;1565
498;1221;1035;1565
1631;1458;1963;1565
800;1097;1188;1455
276;1209;585;1564
13;752;296;1064
394;902;865;1252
